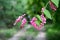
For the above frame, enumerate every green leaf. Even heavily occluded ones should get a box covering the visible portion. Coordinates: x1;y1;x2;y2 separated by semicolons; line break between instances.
35;15;42;26
35;21;40;26
43;9;52;19
51;0;59;7
36;15;42;21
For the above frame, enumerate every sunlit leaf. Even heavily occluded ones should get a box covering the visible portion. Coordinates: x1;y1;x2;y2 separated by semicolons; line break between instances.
36;15;42;21
51;0;59;7
35;21;40;26
43;9;52;19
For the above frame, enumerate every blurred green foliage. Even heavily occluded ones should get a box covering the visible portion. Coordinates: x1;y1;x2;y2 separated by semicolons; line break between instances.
26;27;39;36
0;0;28;28
0;28;17;39
47;29;60;40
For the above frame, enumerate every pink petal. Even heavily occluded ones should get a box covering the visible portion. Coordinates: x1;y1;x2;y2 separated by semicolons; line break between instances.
20;18;27;28
49;1;57;11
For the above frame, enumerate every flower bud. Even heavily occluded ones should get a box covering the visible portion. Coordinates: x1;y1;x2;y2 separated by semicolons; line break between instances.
41;7;45;12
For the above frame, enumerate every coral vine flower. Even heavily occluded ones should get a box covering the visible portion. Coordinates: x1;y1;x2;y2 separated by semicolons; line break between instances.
13;14;26;25
30;19;44;30
30;13;46;30
30;17;40;30
20;18;27;28
30;17;38;27
41;13;46;24
36;23;44;30
13;16;22;25
49;1;57;11
31;17;37;22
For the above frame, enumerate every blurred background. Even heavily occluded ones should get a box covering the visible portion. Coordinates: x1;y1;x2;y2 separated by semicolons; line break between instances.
0;0;60;40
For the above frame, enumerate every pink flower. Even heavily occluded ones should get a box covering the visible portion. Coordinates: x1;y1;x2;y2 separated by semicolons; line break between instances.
33;22;44;30
20;18;27;28
32;22;39;29
34;23;44;30
30;14;46;30
30;21;44;30
30;17;37;27
13;16;22;25
30;21;39;30
49;1;57;11
16;16;22;22
41;13;46;24
31;17;37;22
30;17;45;30
13;14;26;25
30;17;39;29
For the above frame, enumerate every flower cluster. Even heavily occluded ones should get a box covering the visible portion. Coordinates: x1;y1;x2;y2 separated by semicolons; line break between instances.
30;13;46;30
13;14;27;28
13;0;58;31
14;13;46;30
13;14;26;25
30;7;46;30
49;1;57;11
30;17;38;29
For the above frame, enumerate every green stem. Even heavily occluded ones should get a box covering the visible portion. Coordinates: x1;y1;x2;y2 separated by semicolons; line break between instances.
45;1;50;9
